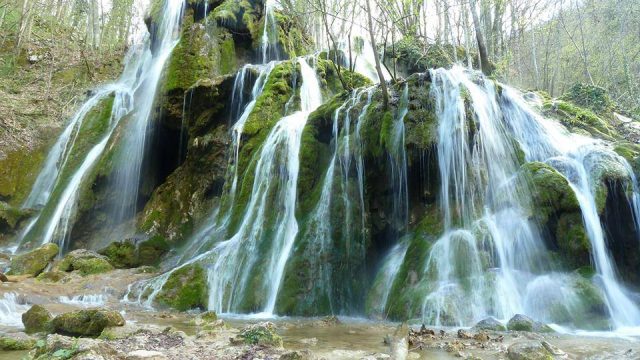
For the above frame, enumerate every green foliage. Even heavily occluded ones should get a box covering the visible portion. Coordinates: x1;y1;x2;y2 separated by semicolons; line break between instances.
561;83;616;115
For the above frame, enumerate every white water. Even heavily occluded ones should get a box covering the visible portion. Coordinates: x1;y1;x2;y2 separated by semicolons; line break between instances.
260;0;281;63
206;57;322;315
59;294;106;307
16;0;185;252
110;0;185;226
0;293;29;328
22;85;122;210
417;65;640;330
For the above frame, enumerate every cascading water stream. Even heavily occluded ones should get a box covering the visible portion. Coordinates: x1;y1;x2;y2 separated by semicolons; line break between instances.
13;0;185;253
500;86;640;329
206;57;322;315
260;0;281;63
416;65;640;330
109;0;185;227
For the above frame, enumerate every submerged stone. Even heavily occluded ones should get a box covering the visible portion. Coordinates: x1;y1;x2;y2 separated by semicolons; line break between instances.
22;304;53;334
51;309;125;337
7;243;59;276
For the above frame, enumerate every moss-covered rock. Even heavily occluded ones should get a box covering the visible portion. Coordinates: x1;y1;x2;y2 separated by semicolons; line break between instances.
57;249;113;276
0;333;37;351
36;270;68;283
98;240;139;269
518;162;590;268
384;37;475;77
473;317;507;331
506;314;553;333
51;309;125;337
22;305;53;334
233;322;283;347
0;201;33;243
0;145;48;207
8;243;59;276
156;263;208;311
507;341;554;360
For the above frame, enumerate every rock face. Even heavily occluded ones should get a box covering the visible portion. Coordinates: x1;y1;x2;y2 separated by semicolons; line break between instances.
51;309;125;337
8;243;59;276
507;314;553;333
22;304;53;334
57;249;114;276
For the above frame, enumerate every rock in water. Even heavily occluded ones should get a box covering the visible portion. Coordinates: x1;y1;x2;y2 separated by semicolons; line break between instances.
7;243;58;276
51;309;125;337
473;317;506;331
56;249;114;276
507;341;555;360
507;314;553;333
389;323;409;360
233;322;283;348
22;304;53;334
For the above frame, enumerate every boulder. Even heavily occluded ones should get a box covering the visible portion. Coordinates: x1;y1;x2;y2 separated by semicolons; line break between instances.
507;341;554;360
7;243;59;276
0;272;8;282
33;333;120;359
98;240;139;269
473;317;506;331
0;333;37;350
155;263;207;311
51;309;125;337
233;322;283;347
36;270;69;283
507;314;553;333
22;304;53;334
57;249;113;276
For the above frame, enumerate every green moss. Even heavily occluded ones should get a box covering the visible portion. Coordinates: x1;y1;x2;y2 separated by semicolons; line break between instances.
0;145;48;206
98;240;138;268
138;235;170;266
156;263;208;311
385;206;441;320
544;99;616;140
22;305;53;334
36;270;68;283
211;0;261;40
561;83;615;115
235;322;283;347
57;250;114;276
51;309;125;337
8;243;59;276
0;336;36;350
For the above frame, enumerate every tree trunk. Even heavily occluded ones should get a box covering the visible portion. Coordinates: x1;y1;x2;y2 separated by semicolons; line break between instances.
469;0;492;75
365;0;389;108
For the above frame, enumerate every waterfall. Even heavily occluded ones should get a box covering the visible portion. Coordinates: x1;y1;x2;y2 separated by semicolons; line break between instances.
0;293;29;328
109;0;185;227
261;0;281;63
206;57;322;315
418;65;640;329
14;0;185;252
500;85;640;329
